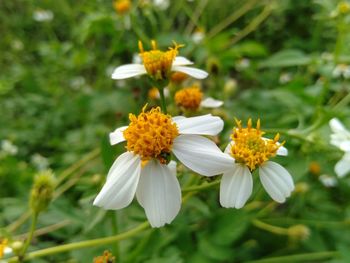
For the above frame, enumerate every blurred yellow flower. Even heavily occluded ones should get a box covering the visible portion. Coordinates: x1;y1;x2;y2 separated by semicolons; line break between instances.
93;250;115;263
113;0;131;15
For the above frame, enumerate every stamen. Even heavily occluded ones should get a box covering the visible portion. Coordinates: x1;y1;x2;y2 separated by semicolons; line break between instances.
230;119;282;171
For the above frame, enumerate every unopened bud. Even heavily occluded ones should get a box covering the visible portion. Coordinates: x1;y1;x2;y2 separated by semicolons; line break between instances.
288;224;310;241
11;240;24;255
30;170;55;214
309;161;321;176
294;182;309;194
224;78;237;97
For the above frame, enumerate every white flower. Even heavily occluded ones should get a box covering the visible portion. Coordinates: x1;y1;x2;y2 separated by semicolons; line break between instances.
219;119;294;209
94;107;232;227
112;41;208;80
319;174;338;188
329;118;350;177
31;153;49;171
332;64;350;79
200;97;223;108
1;140;18;156
33;9;54;22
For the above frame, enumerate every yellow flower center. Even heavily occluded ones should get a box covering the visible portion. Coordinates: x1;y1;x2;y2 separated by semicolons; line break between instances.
93;250;115;263
171;71;188;84
113;0;131;14
174;85;203;110
123;106;179;164
139;40;183;81
230;119;282;171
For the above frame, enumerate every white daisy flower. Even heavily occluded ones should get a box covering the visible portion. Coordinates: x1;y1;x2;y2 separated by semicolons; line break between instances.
94;106;232;227
174;85;223;111
111;41;208;81
220;119;294;209
329;118;350;177
33;9;54;22
332;64;350;79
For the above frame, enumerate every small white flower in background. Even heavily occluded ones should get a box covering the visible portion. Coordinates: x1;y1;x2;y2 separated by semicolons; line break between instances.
93;106;232;227
192;28;205;44
220;119;294;209
111;40;208;81
235;58;250;71
153;0;169;10
319;174;338;188
329;118;350;177
1;140;18;156
279;72;292;84
33;9;54;22
69;76;86;90
321;52;333;62
174;85;223;111
11;39;24;51
332;64;350;79
31;153;49;171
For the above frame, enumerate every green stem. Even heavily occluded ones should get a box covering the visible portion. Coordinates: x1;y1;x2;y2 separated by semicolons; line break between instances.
8;222;149;262
158;86;167;114
227;2;274;47
252;219;288;235
181;179;220;192
109;211;119;260
19;212;39;261
246;251;338;263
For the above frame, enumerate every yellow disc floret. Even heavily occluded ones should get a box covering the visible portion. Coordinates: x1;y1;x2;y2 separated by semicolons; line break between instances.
139;40;183;81
93;250;115;263
230;119;283;171
174;85;203;110
113;0;131;15
123;106;179;163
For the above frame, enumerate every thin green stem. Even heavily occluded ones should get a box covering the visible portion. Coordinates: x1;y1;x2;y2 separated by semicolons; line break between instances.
246;251;339;263
206;0;259;39
7;222;149;262
158;86;167;114
252;219;288;235
109;211;120;259
19;212;38;262
333;92;350;110
181;179;220;192
227;3;274;47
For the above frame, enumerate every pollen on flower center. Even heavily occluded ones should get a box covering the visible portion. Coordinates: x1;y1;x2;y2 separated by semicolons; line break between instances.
175;85;203;110
123;106;179;163
139;40;183;80
230;118;282;171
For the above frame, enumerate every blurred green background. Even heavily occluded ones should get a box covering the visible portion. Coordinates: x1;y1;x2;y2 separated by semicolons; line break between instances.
1;0;350;262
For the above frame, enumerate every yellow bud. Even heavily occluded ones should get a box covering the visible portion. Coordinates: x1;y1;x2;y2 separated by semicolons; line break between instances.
294;182;309;194
224;78;238;97
11;240;24;254
30;170;55;214
288;225;310;241
309;161;321;176
338;1;350;14
94;250;115;263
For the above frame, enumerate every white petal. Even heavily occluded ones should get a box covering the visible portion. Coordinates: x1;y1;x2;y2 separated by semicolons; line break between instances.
340;141;350;152
335;153;350;178
259;161;294;203
93;152;141;209
224;141;234;154
329;118;348;134
220;164;253;209
109;126;127;145
174;114;224;136
171;66;208;79
136;160;181;228
173;56;193;66
172;134;233;176
200;97;224;108
111;64;147;79
277;145;288;156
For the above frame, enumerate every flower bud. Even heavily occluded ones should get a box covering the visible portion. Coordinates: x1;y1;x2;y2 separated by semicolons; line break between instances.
287;224;310;241
30;170;55;214
11;240;24;255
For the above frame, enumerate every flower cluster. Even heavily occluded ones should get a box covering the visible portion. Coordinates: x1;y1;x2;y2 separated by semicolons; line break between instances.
94;41;295;228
